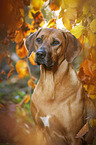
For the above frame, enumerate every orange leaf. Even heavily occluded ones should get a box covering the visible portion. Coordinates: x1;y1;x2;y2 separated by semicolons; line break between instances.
7;64;14;80
23;23;31;37
16;60;28;78
28;77;35;89
16;43;28;58
78;35;84;49
15;30;23;43
24;94;30;103
78;67;89;84
50;2;57;11
28;52;37;65
30;11;44;29
76;122;89;138
0;104;4;109
79;59;94;77
50;0;62;11
16;17;24;30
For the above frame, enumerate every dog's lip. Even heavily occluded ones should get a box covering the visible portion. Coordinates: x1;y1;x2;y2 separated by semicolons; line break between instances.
45;62;54;67
35;58;54;68
35;59;44;65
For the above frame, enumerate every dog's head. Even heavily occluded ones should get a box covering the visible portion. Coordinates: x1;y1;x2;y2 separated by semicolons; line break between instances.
25;28;82;67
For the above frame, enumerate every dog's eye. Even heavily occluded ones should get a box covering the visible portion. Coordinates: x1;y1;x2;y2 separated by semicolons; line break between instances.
36;37;42;44
51;40;60;46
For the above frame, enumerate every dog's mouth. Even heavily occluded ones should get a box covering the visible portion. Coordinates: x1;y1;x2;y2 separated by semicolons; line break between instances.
35;55;54;68
35;58;44;65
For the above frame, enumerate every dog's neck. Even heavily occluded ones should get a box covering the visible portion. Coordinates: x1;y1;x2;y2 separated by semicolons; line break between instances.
39;60;81;101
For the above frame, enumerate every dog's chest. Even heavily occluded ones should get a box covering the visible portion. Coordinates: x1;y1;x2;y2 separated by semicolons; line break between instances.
31;82;84;130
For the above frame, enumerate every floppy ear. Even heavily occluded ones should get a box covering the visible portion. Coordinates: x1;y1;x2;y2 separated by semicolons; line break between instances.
63;32;82;63
24;28;42;56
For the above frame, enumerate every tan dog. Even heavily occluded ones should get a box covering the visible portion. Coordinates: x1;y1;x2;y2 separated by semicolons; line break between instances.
25;28;96;145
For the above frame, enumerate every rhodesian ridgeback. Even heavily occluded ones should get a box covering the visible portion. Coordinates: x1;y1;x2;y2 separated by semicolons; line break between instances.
25;28;96;145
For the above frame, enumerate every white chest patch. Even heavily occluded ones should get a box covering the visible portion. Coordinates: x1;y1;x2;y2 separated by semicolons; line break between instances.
40;115;51;127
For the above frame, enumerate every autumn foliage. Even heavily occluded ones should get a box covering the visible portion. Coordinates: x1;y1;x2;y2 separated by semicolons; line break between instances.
0;0;96;144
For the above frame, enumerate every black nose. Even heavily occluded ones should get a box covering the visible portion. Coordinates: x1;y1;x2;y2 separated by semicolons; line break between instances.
36;50;46;59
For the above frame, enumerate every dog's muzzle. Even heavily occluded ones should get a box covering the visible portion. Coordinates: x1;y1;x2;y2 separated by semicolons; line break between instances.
35;47;46;65
35;47;54;67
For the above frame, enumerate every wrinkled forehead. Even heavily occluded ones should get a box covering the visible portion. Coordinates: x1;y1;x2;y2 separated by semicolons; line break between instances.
36;28;64;41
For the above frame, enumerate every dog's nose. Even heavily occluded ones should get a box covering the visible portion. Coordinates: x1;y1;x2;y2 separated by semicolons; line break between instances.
36;50;46;58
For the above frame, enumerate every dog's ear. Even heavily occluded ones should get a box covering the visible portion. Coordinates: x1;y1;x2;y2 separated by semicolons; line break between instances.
63;32;82;63
24;28;42;56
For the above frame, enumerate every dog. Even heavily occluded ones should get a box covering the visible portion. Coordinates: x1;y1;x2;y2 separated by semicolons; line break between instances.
25;28;96;145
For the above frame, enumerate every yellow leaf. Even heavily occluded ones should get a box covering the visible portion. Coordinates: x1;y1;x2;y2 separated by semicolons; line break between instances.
91;49;96;63
90;19;96;33
89;94;96;99
60;0;65;9
88;30;96;47
66;8;77;20
64;0;79;8
83;3;90;15
84;36;88;43
16;60;28;78
62;16;72;30
59;9;64;19
29;9;39;19
31;0;44;11
39;21;45;27
20;8;24;17
89;119;96;127
70;25;84;39
24;94;30;103
88;85;96;95
28;52;37;65
88;85;96;99
92;63;96;72
83;85;88;91
47;19;57;29
59;7;77;24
